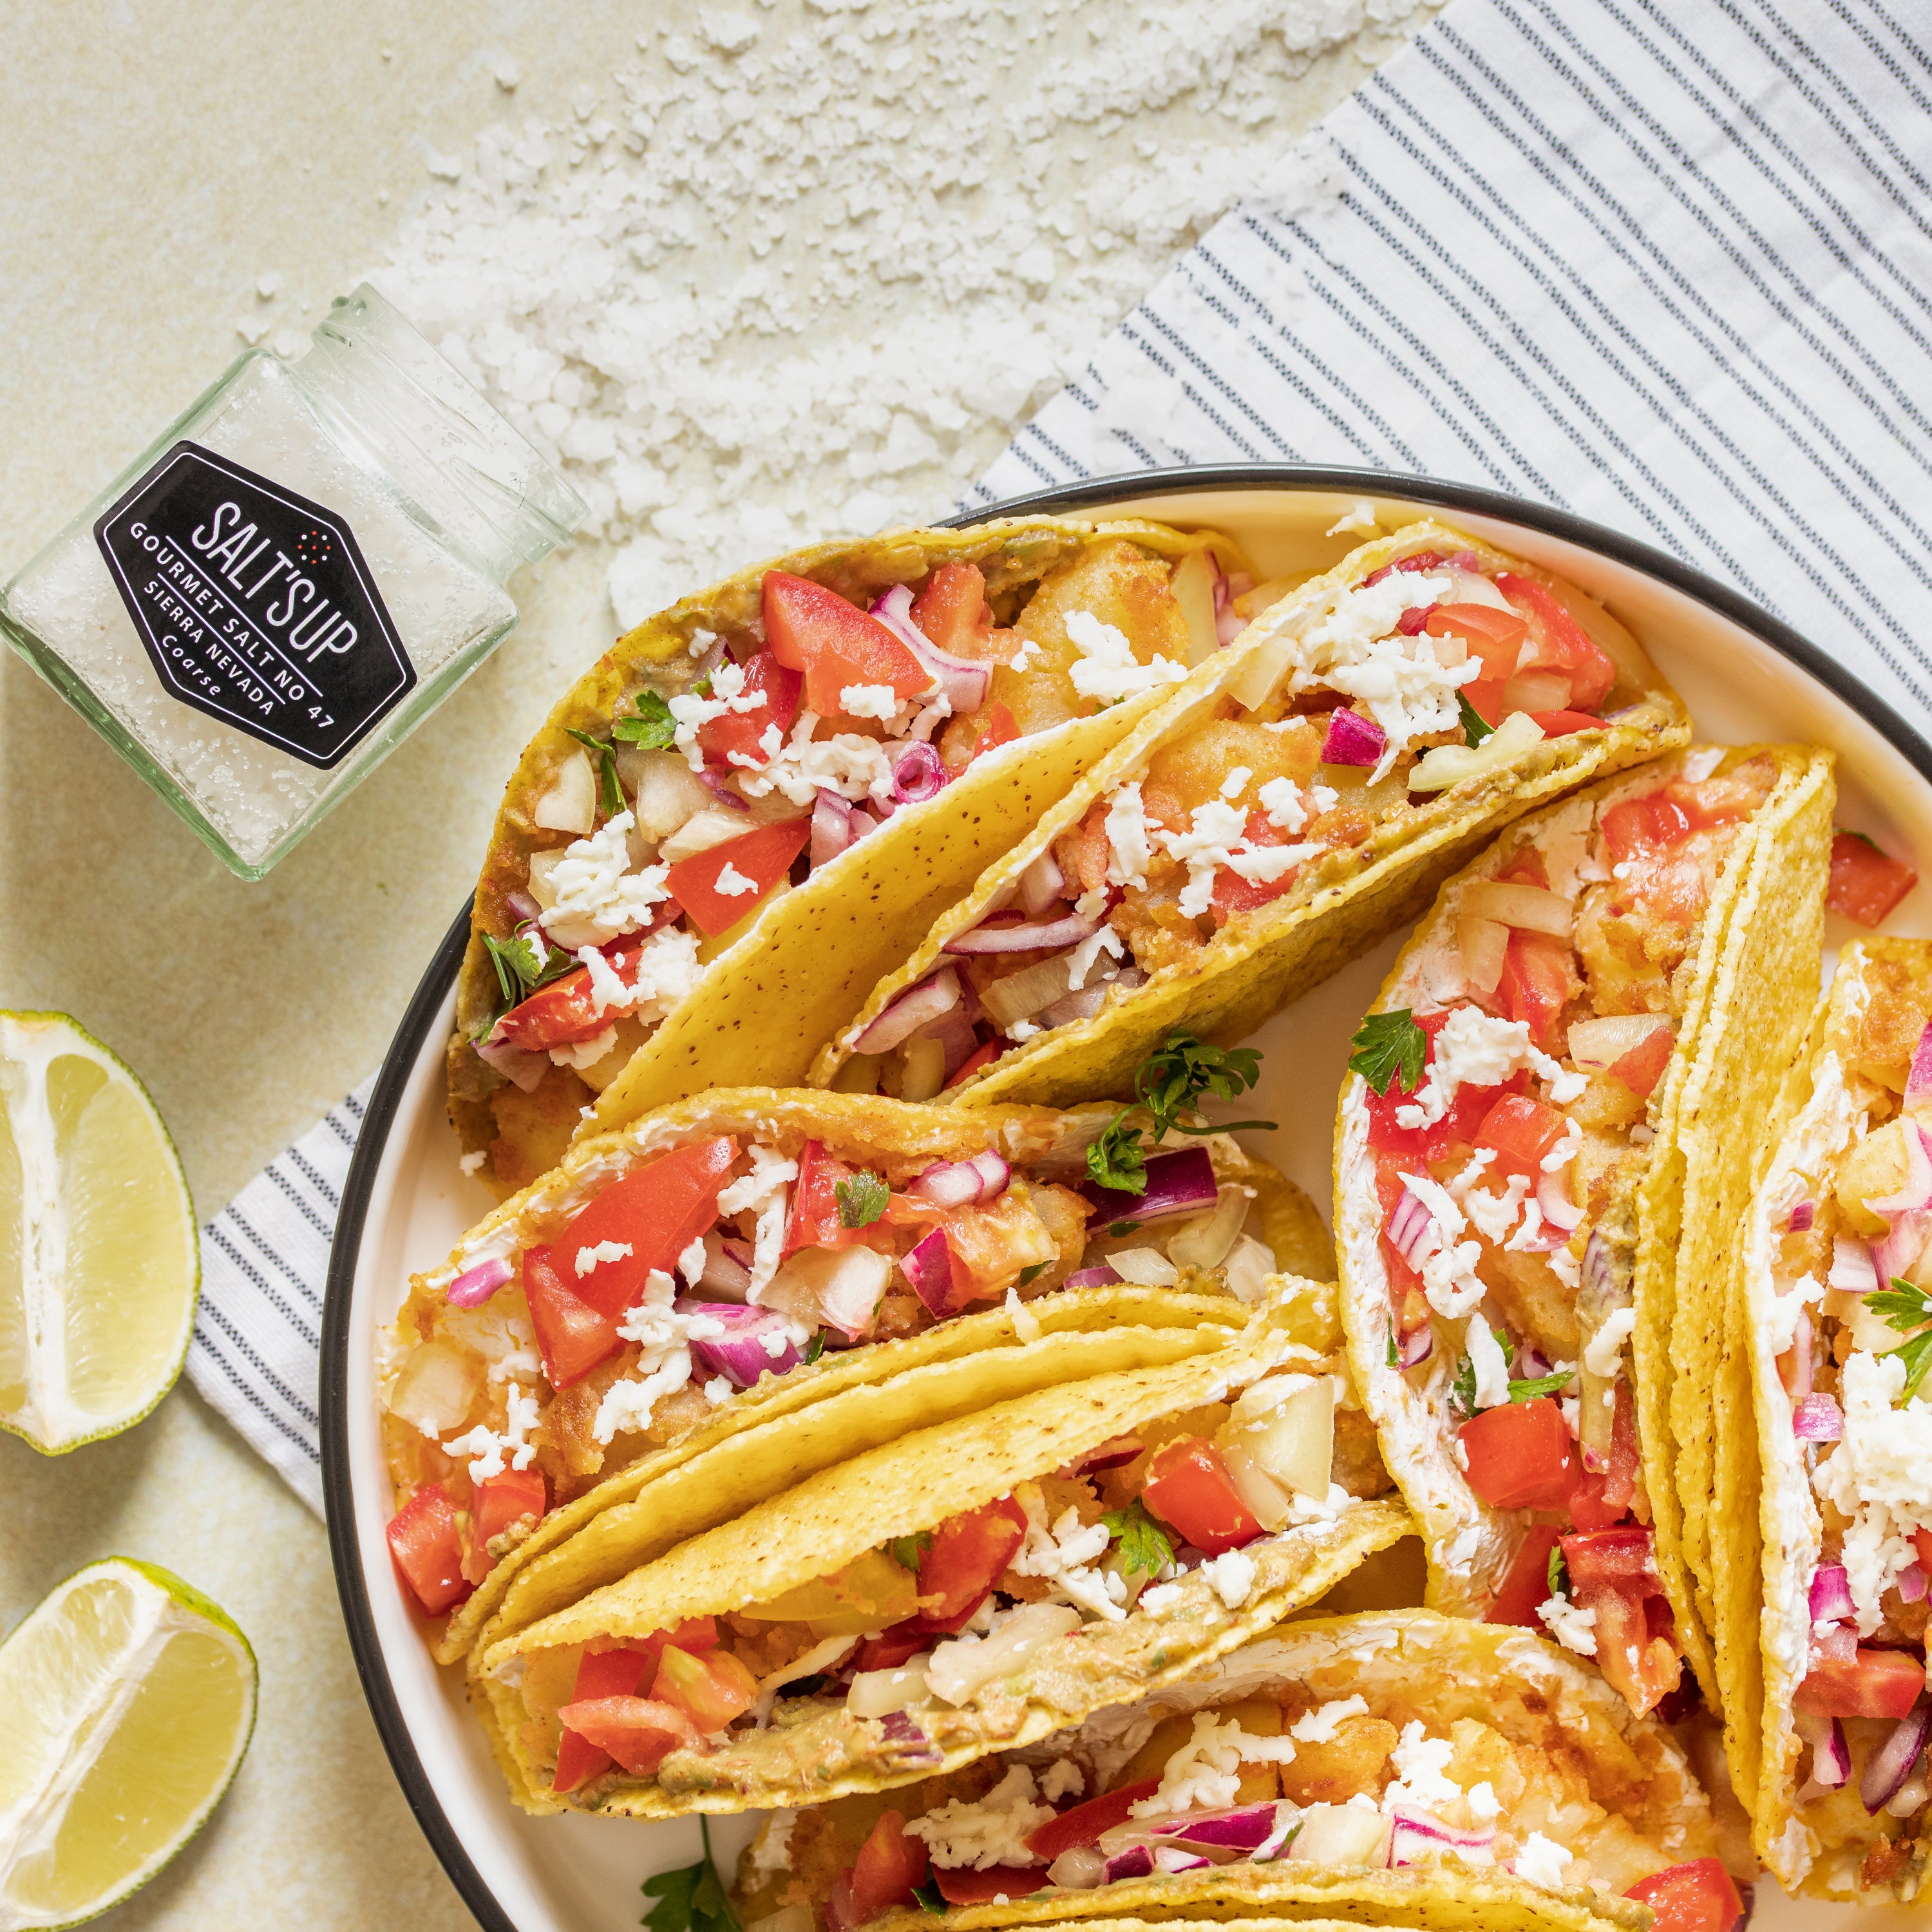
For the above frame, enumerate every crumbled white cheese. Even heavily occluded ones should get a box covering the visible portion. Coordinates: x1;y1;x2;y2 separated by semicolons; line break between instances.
1291;1694;1368;1743
668;659;768;770
1104;781;1153;889
1513;1832;1573;1889
1064;608;1189;705
840;682;901;720
907;1765;1056;1868
721;1144;799;1302
1074;883;1110;918
459;1149;488;1176
1396;1171;1488;1319
594;1268;699;1441
576;942;633;1017
1007;1019;1041;1041
737;712;896;808
1258;775;1311;832
677;1236;708;1287
1582;1306;1638;1381
1540;1119;1582;1175
1768;1269;1827;1358
1395;1006;1584;1132
549;1025;618;1070
1009;636;1043;673
1812;1349;1932;1633
1137;1581;1182;1614
1461;1174;1530;1247
1200;1548;1258;1609
1220;766;1253;799
1005;1287;1041;1343
1384;1721;1461;1811
1159;798;1312;918
1537;1594;1598;1656
704;1374;733;1403
537;810;673;946
1066;924;1124;990
1129;1712;1298;1817
1465;1312;1511;1410
575;1238;634;1278
1040;1759;1084;1803
1502;1198;1548;1252
440;1381;541;1481
715;860;760;897
1010;1480;1121;1621
1466;1781;1501;1823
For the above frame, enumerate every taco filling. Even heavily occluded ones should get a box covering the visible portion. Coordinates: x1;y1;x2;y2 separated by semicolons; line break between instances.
1351;752;1781;1718
472;536;1243;1162
849;540;1645;1098
381;1101;1294;1622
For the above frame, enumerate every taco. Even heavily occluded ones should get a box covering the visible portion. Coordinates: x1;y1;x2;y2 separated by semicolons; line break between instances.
381;1081;1328;1663
471;1279;1408;1816
448;516;1255;1191
811;520;1689;1112
733;1610;1731;1932
1332;744;1833;1722
1732;938;1932;1898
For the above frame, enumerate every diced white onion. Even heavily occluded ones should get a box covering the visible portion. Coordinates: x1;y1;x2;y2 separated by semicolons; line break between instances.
388;1341;484;1437
1408;710;1545;793
1223;1234;1276;1304
1457;913;1508;996
847;1666;930;1718
925;1604;1081;1707
1165;1185;1251;1271
533;750;597;833
981;952;1080;1032
1567;1014;1670;1071
1461;880;1573;938
661;808;754;864
1106;1247;1180;1286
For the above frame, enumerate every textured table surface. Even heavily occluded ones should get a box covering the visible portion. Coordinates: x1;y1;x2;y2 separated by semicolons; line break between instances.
0;3;1430;1925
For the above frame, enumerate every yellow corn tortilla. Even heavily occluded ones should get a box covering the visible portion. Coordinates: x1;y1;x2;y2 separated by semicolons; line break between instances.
1736;940;1932;1897
1331;746;1830;1665
451;516;1251;1186
479;1282;1411;1815
394;1088;1328;1664
744;1611;1711;1932
812;520;1689;1112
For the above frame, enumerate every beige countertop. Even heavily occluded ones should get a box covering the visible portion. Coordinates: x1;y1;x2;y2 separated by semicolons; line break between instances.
0;4;1430;1926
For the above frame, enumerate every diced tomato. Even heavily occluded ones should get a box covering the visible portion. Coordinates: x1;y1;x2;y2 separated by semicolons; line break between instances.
522;1248;625;1388
911;564;992;657
846;1810;929;1922
1608;1024;1673;1100
464;1468;547;1583
1495;573;1617;712
1461;679;1505;727
1562;1525;1660;1588
1601;793;1692;865
1665;771;1761;831
1795;1647;1926;1720
1586;1574;1681;1717
1460;1399;1575;1513
1141;1436;1264;1555
489;929;670;1054
553;1642;657;1792
1530;710;1601;737
933;1866;1049;1905
1499;930;1577;1048
1625;1859;1745;1932
763;571;932;715
1914;1526;1932;1573
1567;1383;1640;1531
851;1625;931;1673
553;1696;699;1777
946;1041;1000;1089
386;1484;473;1616
1424;601;1528;676
1487;1524;1566;1629
1023;1777;1162;1862
784;1140;891;1257
1211;808;1303;923
536;1137;739;1322
651;1643;759;1730
1829;831;1918;929
665;817;812;939
907;1497;1029;1632
697;651;802;770
1473;1094;1567;1173
1362;549;1447;585
969;703;1019;765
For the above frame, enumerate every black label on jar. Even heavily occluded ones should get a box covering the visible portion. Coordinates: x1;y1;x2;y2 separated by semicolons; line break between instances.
93;441;415;769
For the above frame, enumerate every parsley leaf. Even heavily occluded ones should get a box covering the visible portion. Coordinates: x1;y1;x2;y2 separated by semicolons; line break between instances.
1386;1328;1400;1369
1547;1545;1569;1599
1836;826;1880;851
1017;1261;1050;1285
1136;1032;1273;1138
888;1531;933;1572
1087;1118;1148;1195
836;1169;890;1229
1510;1371;1575;1403
564;727;627;818
613;690;678;752
1348;1009;1428;1096
1449;1352;1477;1421
1886;1328;1932;1403
1866;1278;1932;1334
480;926;575;1030
803;1332;825;1366
1457;691;1495;746
911;1882;947;1916
641;1819;739;1932
1102;1499;1175;1578
1108;1219;1142;1237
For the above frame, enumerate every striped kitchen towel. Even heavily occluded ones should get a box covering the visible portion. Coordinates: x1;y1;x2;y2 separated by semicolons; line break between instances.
188;0;1932;1510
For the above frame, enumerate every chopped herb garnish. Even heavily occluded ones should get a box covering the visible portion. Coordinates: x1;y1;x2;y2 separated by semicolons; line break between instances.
803;1332;825;1365
836;1169;890;1229
1108;1219;1142;1238
1348;1009;1428;1096
1449;1352;1477;1421
1086;1119;1148;1195
480;926;574;1025
613;690;678;752
1547;1545;1569;1599
1836;826;1881;851
564;726;627;817
1866;1279;1932;1402
1509;1371;1575;1403
1086;1032;1274;1198
888;1531;933;1572
1102;1498;1175;1578
641;1819;739;1932
1457;691;1495;746
1386;1328;1400;1369
1017;1261;1050;1286
911;1882;947;1916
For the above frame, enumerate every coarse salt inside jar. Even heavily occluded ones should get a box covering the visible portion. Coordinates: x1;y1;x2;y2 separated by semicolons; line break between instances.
0;284;585;878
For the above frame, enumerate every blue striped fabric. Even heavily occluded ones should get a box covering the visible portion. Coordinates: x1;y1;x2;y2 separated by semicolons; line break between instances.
971;0;1932;723
189;0;1930;1510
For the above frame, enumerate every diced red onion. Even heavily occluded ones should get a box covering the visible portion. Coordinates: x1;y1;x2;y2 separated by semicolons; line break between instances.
1399;1323;1434;1369
854;969;961;1054
1797;1710;1852;1790
695;767;752;810
1877;1208;1932;1283
1909;1020;1932;1106
910;1150;1010;1208
1537;1168;1583;1234
1516;1344;1552;1381
1863;1697;1932;1814
1102;1846;1153;1885
1077;1435;1143;1473
1150;1803;1280;1851
1081;1147;1220;1224
721;1236;753;1269
849;806;880;842
447;1256;513;1307
891;741;945;804
1019;849;1066;917
1788;1200;1816;1232
699;1236;753;1299
1151;1847;1212;1874
1902;1564;1929;1605
1388;1807;1496;1866
505;889;542;923
871;585;989;712
1387;1184;1436;1271
680;1303;801;1388
1829;1236;1883;1298
1322;709;1387;767
901;1228;957;1315
1809;1563;1855;1622
920;1000;980;1077
1395;605;1434;636
1793;1399;1839;1445
1065;1265;1122;1288
945;907;1106;955
1814;1622;1857;1667
475;1032;549;1092
811;788;854;868
1783;1311;1815;1405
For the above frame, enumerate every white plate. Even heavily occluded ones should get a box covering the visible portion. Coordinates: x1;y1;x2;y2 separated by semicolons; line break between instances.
321;469;1932;1931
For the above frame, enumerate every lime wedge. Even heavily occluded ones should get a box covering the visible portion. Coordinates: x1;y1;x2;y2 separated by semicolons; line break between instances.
0;1558;257;1929
0;1014;198;1452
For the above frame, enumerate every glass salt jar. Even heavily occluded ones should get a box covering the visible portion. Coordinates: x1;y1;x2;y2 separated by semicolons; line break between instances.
0;284;585;878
